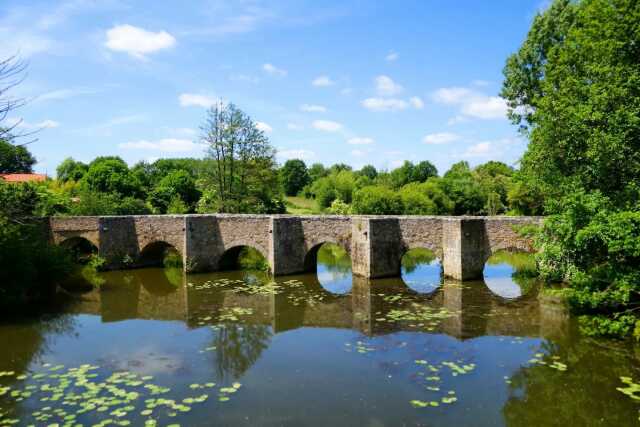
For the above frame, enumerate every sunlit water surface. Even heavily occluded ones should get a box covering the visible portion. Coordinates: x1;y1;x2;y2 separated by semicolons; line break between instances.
1;247;640;427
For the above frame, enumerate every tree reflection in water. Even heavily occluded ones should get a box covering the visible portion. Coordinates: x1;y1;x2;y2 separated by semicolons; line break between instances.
212;324;272;382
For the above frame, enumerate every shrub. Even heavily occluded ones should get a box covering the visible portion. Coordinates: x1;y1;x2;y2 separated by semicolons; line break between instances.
352;186;402;215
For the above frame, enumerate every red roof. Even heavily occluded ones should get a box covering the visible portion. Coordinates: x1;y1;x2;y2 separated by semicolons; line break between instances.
0;173;47;183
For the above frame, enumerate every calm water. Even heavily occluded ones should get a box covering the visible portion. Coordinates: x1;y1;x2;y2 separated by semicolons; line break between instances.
1;247;640;426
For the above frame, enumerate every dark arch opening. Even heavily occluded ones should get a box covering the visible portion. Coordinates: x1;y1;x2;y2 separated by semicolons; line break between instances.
483;249;538;299
60;237;98;263
139;241;182;268
400;247;443;294
304;242;352;294
219;246;269;272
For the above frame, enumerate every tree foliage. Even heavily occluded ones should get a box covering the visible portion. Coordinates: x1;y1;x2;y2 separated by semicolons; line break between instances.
200;103;284;213
280;159;310;196
0;137;35;173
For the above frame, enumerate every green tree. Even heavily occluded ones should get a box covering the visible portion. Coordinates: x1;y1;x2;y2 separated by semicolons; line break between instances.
280;159;310;196
308;163;328;182
352;186;403;215
81;157;141;198
399;183;437;215
56;157;88;182
442;161;486;215
358;164;378;180
149;170;200;213
412;161;438;182
201;103;283;213
502;0;640;205
0;138;35;173
502;0;640;337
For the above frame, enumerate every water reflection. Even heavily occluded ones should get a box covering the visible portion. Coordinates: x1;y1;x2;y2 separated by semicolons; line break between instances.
315;243;352;294
484;250;538;299
3;250;640;427
401;248;442;293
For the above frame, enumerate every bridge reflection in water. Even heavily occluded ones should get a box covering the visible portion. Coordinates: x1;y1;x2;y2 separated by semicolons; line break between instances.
66;266;569;343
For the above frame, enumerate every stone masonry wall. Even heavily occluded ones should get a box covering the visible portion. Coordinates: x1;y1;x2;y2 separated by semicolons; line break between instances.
48;214;542;279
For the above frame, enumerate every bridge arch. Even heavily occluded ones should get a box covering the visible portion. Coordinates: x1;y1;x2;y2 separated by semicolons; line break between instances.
303;240;351;272
60;236;98;263
218;245;269;271
139;241;183;267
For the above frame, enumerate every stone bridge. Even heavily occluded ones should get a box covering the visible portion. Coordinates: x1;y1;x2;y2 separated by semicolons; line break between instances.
47;214;542;280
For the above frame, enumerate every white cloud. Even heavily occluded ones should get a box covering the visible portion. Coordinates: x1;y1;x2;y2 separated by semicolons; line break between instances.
229;74;259;84
432;86;508;120
447;115;468;125
312;75;334;87
472;79;490;87
423;132;460;145
347;137;374;145
312;120;343;132
385;51;399;62
278;149;315;160
300;104;327;113
287;123;304;130
351;149;366;157
361;97;408;112
262;63;287;76
375;75;403;96
461;96;508;119
105;25;176;59
169;127;197;137
464;142;492;157
410;96;424;109
36;88;97;103
432;87;474;105
119;138;199;152
38;119;60;129
179;93;218;108
340;88;353;96
256;121;272;133
7;118;60;129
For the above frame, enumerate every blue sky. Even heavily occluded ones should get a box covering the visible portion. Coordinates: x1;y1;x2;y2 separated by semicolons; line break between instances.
0;0;544;176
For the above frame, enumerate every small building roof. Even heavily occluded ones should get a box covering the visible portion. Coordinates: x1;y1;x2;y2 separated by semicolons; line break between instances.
0;173;48;183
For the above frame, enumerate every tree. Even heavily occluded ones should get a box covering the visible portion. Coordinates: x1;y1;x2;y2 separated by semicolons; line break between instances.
308;163;328;182
0;55;28;142
56;157;88;182
358;164;378;180
280;159;310;196
399;183;437;215
0;137;35;173
200;103;283;213
442;162;486;215
412;161;438;182
502;0;640;206
502;0;640;337
149;170;200;213
352;186;403;215
80;157;141;198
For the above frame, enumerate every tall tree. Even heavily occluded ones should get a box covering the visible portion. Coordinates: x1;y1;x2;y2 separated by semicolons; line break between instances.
502;0;640;206
280;159;310;196
201;103;282;213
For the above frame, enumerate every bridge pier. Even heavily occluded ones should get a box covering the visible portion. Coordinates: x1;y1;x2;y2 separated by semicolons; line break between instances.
442;218;488;281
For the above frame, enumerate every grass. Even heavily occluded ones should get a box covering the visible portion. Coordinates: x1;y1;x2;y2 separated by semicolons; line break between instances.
285;196;321;215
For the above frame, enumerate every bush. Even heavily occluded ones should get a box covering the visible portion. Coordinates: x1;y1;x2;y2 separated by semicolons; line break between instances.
352;186;403;215
0;217;74;311
327;199;352;215
399;183;437;215
536;190;640;337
